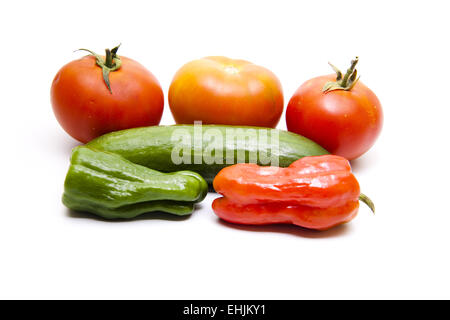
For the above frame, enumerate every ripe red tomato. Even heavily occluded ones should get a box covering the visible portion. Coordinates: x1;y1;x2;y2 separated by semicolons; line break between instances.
51;46;164;143
286;58;383;160
168;56;283;128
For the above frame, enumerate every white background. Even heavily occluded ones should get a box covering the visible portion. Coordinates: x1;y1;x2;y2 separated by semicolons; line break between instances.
1;0;449;299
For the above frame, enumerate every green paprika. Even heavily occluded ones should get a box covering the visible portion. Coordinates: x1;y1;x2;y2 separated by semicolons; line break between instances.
62;146;208;219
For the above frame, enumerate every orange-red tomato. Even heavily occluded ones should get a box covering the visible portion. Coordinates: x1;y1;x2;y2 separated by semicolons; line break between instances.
286;61;383;160
168;56;283;127
51;51;164;143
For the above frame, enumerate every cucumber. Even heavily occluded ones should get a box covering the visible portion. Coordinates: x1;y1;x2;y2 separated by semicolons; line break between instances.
87;125;329;183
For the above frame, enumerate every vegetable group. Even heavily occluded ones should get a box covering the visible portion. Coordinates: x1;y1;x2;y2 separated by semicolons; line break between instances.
54;49;380;231
212;155;373;230
87;125;329;184
286;57;383;160
51;45;164;143
169;56;284;128
63;146;208;219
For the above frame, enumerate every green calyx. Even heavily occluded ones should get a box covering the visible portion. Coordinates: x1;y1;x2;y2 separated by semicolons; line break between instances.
76;44;122;93
322;56;360;93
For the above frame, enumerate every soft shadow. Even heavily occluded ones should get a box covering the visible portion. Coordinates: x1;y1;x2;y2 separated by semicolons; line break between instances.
217;219;352;238
350;150;380;174
57;139;81;156
37;124;82;156
66;208;192;223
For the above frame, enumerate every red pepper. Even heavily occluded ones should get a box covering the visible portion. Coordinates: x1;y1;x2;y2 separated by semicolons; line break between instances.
212;155;374;231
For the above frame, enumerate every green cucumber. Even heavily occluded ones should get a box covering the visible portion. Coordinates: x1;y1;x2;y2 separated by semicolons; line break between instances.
87;125;329;183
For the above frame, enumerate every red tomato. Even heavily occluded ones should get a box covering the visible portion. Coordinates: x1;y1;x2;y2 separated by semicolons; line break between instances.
168;56;283;128
286;58;383;160
51;46;164;143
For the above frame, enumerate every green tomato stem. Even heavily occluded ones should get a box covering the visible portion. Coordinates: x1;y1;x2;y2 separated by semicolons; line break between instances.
322;56;361;93
75;44;122;94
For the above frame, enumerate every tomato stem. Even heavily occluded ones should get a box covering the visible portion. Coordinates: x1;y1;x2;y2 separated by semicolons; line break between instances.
341;57;358;87
75;44;122;94
105;49;113;68
322;56;361;93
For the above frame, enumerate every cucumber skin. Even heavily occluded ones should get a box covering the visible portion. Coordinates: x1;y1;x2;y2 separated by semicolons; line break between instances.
87;125;329;183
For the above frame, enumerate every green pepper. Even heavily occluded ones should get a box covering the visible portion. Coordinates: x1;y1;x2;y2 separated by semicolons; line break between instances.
62;146;208;219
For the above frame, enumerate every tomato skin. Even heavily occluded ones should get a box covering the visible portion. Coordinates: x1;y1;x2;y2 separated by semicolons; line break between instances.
286;75;383;160
168;56;283;127
51;55;164;143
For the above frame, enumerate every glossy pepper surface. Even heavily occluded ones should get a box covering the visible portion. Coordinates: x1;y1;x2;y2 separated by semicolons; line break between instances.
63;146;208;219
212;155;371;230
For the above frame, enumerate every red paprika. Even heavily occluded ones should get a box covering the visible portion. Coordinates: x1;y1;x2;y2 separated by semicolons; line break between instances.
212;155;373;231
